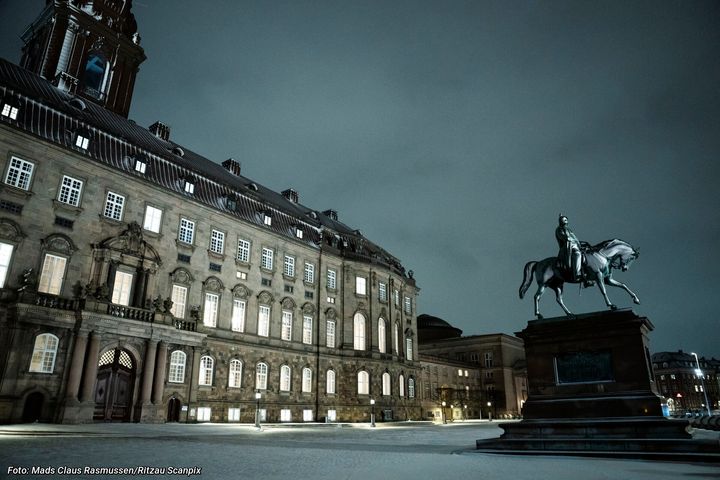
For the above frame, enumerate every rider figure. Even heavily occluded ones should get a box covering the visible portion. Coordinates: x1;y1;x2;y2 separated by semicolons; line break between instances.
555;215;583;282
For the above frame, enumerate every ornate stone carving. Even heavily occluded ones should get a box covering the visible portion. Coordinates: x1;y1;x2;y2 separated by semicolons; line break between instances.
281;297;295;310
301;302;316;314
0;218;24;242
42;233;76;256
203;276;224;293
257;291;273;304
232;284;250;299
325;308;337;320
169;268;193;286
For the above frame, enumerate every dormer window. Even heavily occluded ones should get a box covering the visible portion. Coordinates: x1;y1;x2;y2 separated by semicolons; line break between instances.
75;134;90;150
225;195;238;211
296;228;303;239
1;104;19;120
134;159;147;174
263;214;272;226
83;53;108;99
184;180;195;194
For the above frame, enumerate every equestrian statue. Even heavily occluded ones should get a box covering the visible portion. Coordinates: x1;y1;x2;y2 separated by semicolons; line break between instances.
519;215;640;319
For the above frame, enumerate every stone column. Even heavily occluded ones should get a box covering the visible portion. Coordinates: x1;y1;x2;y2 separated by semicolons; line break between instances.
65;332;88;401
80;332;101;403
139;340;157;405
152;341;168;405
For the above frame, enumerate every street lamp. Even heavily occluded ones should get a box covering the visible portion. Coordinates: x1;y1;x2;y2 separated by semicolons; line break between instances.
370;399;376;427
450;404;454;423
441;401;447;424
487;401;493;422
254;390;262;428
463;404;467;421
691;352;712;416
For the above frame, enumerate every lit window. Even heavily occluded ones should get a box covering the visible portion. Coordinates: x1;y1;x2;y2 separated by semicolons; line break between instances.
111;271;133;306
103;191;125;221
0;242;14;288
208;230;224;254
256;363;268;390
38;253;67;295
281;311;293;341
378;318;386;353
326;370;336;394
356;276;366;295
326;296;335;304
378;282;387;302
168;351;186;383
353;312;365;350
196;407;211;422
170;285;187;318
302;368;312;393
75;134;89;149
458;369;463;377
228;359;243;388
327;409;337;422
263;214;272;226
134;159;147;174
358;371;369;395
5;156;34;190
143;205;162;233
261;248;273;270
408;378;415;398
304;262;314;284
203;293;219;327
236;271;247;280
280;409;291;422
236;239;250;263
399;374;405;397
29;333;59;373
464;370;469;377
184;180;195;194
303;409;313;422
280;365;291;391
404;296;412;314
231;299;246;332
296;228;303;239
284;255;295;277
228;408;241;422
1;104;19;120
382;372;391;396
326;320;336;348
327;269;336;290
57;175;83;207
406;338;413;360
178;218;195;244
394;323;400;354
199;356;214;386
302;316;313;344
393;289;399;306
258;305;270;337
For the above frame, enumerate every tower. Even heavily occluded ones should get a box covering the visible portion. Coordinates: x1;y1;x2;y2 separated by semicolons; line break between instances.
19;0;146;117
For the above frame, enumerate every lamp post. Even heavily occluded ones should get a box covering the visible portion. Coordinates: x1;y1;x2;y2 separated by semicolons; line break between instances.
450;404;454;423
487;401;492;422
370;399;376;427
691;352;712;416
441;401;446;424
463;404;467;421
254;390;261;428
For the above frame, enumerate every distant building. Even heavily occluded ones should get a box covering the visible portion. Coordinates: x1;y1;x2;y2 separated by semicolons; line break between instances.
0;1;421;424
652;351;720;414
417;314;527;418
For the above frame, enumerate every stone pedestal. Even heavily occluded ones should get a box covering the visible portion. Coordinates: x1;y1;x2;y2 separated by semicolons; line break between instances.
476;310;720;460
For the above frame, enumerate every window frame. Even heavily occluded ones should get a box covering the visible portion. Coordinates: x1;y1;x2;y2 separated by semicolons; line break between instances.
326;319;336;348
170;284;188;319
302;367;312;393
231;299;246;332
283;254;295;277
198;356;214;386
281;310;293;341
143;204;163;233
280;365;291;392
256;362;268;390
4;156;34;191
302;315;312;345
168;350;186;384
261;247;274;270
228;359;243;388
236;238;251;263
358;370;369;395
258;305;270;337
203;292;219;327
327;268;337;290
326;369;336;394
303;262;315;284
29;333;59;373
209;229;225;255
178;217;195;245
57;175;84;207
103;191;125;221
37;253;68;296
0;241;15;288
353;312;366;351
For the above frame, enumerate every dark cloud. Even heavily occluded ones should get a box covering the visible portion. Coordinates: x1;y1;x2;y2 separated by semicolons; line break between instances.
1;0;718;355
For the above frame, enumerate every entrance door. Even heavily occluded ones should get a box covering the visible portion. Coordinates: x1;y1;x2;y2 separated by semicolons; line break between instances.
167;397;182;422
22;392;44;423
93;348;135;422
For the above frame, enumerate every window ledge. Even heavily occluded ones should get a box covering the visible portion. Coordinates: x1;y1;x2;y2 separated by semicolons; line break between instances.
1;185;33;199
52;199;83;216
98;214;123;226
142;230;162;240
282;274;296;282
234;259;250;268
175;239;196;252
207;250;225;261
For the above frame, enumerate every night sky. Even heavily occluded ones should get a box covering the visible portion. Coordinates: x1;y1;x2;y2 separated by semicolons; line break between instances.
1;1;718;357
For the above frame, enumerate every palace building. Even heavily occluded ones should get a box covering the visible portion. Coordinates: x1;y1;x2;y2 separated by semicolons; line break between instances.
0;1;421;424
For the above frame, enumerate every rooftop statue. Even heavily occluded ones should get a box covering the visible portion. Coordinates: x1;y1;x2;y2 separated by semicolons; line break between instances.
519;215;640;319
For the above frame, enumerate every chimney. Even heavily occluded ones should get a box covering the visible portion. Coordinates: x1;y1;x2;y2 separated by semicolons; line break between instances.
222;158;242;176
281;188;299;204
323;209;338;221
149;121;171;141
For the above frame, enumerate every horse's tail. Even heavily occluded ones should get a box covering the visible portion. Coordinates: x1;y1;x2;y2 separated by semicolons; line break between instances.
519;261;537;299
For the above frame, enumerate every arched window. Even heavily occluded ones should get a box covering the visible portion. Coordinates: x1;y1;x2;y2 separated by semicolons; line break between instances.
399;374;405;397
199;356;214;386
406;337;413;360
353;313;366;351
326;369;336;394
280;365;291;391
228;359;243;388
382;372;391;396
29;333;59;373
393;322;400;354
168;351;186;383
408;378;415;398
302;367;312;393
378;318;386;353
256;362;268;390
83;53;107;96
357;370;369;395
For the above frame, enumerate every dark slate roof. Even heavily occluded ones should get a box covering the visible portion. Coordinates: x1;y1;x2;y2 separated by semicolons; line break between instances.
651;351;718;370
0;57;410;278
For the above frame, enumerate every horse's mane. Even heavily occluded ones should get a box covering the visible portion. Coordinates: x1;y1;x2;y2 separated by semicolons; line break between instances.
590;238;635;254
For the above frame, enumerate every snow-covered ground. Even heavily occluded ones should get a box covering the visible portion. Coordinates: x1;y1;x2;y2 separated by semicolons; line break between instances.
1;421;717;479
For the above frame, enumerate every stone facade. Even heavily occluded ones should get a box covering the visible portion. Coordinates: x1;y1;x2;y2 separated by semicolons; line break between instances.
652;351;720;415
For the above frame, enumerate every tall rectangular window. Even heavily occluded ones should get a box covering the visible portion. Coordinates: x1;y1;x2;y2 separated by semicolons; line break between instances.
283;255;295;277
393;289;400;306
4;156;34;190
258;305;270;337
378;282;387;302
210;230;224;254
231;299;246;332
143;205;162;233
327;269;336;290
0;242;14;288
302;315;312;344
355;276;366;295
178;218;195;244
326;320;335;348
170;285;187;318
261;248;273;270
304;262;314;284
203;293;219;327
281;311;293;341
1;104;19;119
168;351;186;383
103;191;125;221
111;271;133;306
236;239;250;263
196;407;211;421
406;338;413;360
38;254;67;295
484;352;494;368
57;175;83;207
228;408;241;421
404;296;412;314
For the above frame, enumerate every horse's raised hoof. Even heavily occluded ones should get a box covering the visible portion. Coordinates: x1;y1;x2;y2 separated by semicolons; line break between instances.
633;298;640;305
609;304;618;311
566;313;576;320
536;314;543;320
